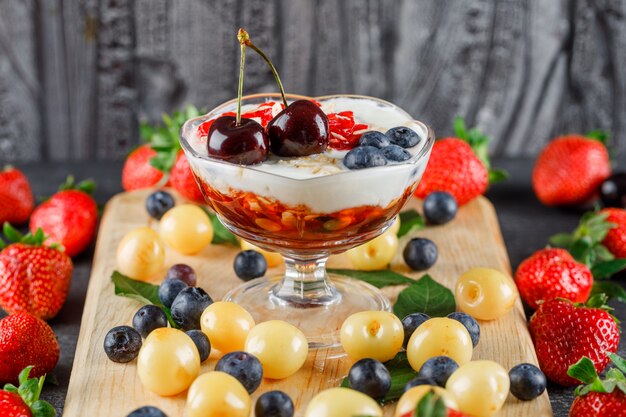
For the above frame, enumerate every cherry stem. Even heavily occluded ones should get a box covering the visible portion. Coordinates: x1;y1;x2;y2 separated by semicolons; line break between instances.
238;28;288;108
236;41;246;125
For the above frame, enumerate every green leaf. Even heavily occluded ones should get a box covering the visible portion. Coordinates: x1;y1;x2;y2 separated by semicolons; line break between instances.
398;210;425;238
31;400;57;417
3;222;23;242
587;130;609;145
111;271;178;328
609;353;626;374
18;366;33;385
3;383;17;393
586;293;611;309
415;391;447;417
18;378;39;406
453;116;467;139
568;357;599;384
591;282;626;304
327;269;414;289
549;233;574;248
593;244;615;262
488;168;509;184
617;381;626;395
393;275;455;318
207;212;238;245
591;259;626;280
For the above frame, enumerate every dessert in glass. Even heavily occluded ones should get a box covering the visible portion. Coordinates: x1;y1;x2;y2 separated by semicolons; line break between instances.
180;93;434;348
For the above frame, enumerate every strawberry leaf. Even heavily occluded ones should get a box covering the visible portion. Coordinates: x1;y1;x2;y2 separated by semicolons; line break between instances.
591;282;626;304
488;168;509;184
3;222;23;242
591;259;626;280
326;269;414;288
31;400;57;417
587;130;609;145
398;210;425;238
415;391;447;417
393;275;456;318
609;353;626;374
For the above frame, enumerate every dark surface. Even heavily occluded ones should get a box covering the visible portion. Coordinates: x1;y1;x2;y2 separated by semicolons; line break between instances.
1;158;625;416
5;1;626;161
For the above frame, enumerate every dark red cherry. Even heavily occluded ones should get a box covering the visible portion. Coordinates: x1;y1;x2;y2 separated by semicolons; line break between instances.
207;115;269;165
266;100;330;157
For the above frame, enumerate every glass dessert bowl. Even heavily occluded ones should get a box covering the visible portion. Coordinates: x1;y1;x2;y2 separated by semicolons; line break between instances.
180;93;434;349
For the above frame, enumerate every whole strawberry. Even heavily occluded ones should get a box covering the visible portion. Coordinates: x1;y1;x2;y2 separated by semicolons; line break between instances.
121;144;165;191
0;366;57;416
0;224;73;320
169;152;205;203
515;248;593;309
0;167;34;225
0;314;59;384
414;118;506;206
29;177;98;257
529;296;619;386
567;354;626;417
600;208;626;258
533;133;610;206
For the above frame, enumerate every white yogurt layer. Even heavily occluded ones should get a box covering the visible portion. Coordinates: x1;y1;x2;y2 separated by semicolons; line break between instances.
183;96;431;213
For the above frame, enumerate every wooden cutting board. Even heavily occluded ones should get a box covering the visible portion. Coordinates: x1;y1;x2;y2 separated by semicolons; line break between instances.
63;189;553;417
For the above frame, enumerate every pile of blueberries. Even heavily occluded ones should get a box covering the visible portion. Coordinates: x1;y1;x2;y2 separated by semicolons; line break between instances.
343;126;421;170
348;310;546;404
103;263;294;417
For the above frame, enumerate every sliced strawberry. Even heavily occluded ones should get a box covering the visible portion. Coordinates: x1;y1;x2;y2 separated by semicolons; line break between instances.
327;111;368;150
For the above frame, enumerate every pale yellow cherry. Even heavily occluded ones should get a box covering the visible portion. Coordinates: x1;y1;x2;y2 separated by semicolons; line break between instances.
340;311;404;362
389;215;401;235
446;360;510;417
455;267;518;320
406;317;472;372
240;239;283;267
116;227;165;281
395;386;458;417
305;387;382;417
186;371;250;417
347;228;399;271
137;327;200;396
159;204;213;255
244;320;308;379
200;301;255;353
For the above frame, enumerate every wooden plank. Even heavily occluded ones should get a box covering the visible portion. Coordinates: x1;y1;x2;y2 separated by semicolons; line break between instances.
0;0;40;162
64;190;552;416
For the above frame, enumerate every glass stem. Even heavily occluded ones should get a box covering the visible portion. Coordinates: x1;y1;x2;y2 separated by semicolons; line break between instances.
272;256;340;306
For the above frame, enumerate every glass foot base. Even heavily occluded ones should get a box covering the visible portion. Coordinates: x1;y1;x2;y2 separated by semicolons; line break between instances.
223;274;391;350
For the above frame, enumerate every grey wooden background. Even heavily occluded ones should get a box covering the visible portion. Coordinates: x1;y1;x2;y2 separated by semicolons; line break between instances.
1;0;625;162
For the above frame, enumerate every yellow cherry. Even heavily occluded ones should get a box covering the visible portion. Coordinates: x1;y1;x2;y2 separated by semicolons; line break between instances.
347;228;399;271
200;301;255;354
116;227;165;281
455;267;518;320
340;311;404;362
305;387;383;417
160;204;213;255
186;371;250;417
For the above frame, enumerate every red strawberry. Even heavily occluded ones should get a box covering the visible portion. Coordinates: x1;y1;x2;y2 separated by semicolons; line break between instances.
533;134;610;206
29;177;98;257
415;118;505;206
529;296;619;386
0;167;34;225
600;208;626;258
515;248;593;309
0;314;59;384
0;391;31;417
0;366;56;416
169;152;205;203
121;144;165;191
327;111;369;150
415;139;488;205
0;225;73;320
567;354;626;417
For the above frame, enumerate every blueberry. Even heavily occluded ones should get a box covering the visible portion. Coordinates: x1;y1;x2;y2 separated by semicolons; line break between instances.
146;190;175;220
343;146;387;170
423;192;458;225
132;305;168;338
348;358;391;399
158;278;189;308
382;145;412;162
386;126;420;148
215;351;264;394
234;250;267;281
447;312;480;348
170;287;213;330
185;329;211;362
418;356;459;387
104;325;142;363
165;263;197;286
126;406;168;417
509;363;547;401
401;312;430;348
255;390;295;417
403;376;437;392
358;131;391;149
403;238;438;270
